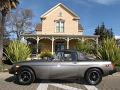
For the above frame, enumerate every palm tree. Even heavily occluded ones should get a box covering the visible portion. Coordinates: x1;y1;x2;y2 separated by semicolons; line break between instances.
0;0;19;64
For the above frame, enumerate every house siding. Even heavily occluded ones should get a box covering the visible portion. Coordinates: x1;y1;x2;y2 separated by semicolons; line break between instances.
37;6;83;35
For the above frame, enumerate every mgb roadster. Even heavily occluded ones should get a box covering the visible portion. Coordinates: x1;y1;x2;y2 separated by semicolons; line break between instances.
9;50;116;85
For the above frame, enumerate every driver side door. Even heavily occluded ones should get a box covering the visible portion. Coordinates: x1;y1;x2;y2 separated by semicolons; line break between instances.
50;51;79;79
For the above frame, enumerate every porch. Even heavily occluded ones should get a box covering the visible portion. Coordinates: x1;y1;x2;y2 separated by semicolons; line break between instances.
21;34;99;54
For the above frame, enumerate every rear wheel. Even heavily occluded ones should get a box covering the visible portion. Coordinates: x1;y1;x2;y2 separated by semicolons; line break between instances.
85;68;102;85
17;67;35;85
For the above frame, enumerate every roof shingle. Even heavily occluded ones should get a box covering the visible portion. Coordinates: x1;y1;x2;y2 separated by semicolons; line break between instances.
78;24;84;32
35;23;42;31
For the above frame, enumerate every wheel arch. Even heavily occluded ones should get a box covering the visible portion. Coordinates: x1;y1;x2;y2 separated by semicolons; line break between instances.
84;67;104;77
17;65;36;79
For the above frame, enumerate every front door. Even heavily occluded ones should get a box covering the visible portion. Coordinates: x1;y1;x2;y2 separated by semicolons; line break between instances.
55;42;65;52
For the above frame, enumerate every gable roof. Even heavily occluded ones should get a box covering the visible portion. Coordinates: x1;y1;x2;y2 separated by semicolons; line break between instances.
41;3;80;19
78;24;84;30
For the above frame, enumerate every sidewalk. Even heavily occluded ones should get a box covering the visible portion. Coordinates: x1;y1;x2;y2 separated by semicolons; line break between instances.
0;64;12;72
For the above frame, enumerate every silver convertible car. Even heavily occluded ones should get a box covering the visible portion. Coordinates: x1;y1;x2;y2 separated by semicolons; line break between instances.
9;50;116;85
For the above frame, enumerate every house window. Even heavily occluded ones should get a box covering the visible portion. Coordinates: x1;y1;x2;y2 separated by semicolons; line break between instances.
56;21;64;32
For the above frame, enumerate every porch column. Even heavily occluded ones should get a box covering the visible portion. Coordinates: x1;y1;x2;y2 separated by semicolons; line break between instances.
36;37;39;54
21;36;26;44
96;37;98;44
67;37;69;49
52;37;54;55
82;37;84;42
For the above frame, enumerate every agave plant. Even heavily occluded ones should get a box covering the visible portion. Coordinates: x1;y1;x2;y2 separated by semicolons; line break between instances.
4;40;31;63
97;38;120;64
76;41;94;54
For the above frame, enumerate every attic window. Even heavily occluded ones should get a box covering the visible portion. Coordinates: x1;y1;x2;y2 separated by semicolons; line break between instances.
56;20;64;33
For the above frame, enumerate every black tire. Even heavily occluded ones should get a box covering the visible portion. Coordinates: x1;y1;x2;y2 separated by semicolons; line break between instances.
85;68;102;85
17;67;35;85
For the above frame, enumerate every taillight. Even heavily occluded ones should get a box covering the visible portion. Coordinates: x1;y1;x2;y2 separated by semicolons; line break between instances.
112;64;115;68
105;64;115;68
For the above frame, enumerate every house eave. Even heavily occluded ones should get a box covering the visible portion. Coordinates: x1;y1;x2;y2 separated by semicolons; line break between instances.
40;3;80;19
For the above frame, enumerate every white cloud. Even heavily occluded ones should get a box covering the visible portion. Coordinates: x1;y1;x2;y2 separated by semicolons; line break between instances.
90;0;120;5
115;36;120;39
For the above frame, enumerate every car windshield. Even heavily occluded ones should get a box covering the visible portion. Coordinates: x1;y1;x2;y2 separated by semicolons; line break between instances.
54;52;64;60
54;51;77;61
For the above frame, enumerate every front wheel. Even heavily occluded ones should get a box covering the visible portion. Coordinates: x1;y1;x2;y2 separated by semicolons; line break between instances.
17;67;35;85
85;68;102;85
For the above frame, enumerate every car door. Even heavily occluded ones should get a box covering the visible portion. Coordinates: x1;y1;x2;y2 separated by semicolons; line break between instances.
50;51;80;79
34;61;52;79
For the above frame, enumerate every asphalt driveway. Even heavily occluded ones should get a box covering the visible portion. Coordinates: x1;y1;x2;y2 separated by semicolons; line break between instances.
0;72;120;90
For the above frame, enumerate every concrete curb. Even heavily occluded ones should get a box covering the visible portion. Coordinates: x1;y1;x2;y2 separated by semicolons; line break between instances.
0;69;9;72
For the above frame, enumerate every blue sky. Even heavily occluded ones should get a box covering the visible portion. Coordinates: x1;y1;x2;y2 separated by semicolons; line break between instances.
19;0;120;35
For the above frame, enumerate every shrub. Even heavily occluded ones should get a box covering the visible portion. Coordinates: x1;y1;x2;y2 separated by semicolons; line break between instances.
97;38;120;64
4;40;31;63
39;50;52;59
76;41;94;54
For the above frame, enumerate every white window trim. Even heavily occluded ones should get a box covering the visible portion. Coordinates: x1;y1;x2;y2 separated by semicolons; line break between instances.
55;20;65;33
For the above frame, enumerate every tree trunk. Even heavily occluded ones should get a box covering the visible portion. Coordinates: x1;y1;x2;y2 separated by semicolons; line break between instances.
0;13;5;64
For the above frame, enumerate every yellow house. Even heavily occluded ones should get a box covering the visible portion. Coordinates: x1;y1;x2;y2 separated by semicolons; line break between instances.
22;3;99;54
